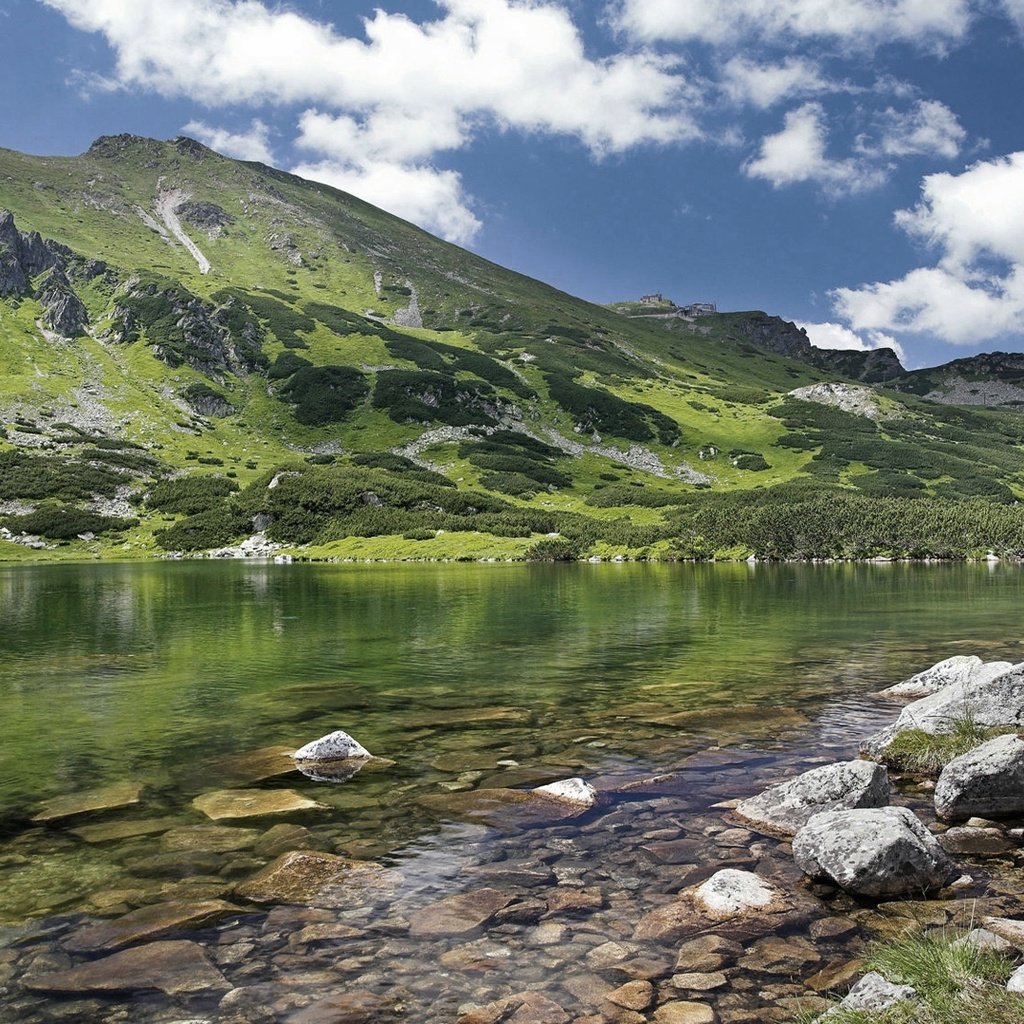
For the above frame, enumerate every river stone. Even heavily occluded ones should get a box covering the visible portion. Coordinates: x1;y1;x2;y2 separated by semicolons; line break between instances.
819;971;917;1019
290;990;393;1023
934;733;1024;821
634;869;798;944
418;787;590;826
25;939;229;996
605;980;654;1011
32;782;143;822
64;899;243;953
652;1002;714;1024
880;657;1013;698
457;990;569;1024
160;825;259;853
291;730;370;762
70;817;177;843
862;662;1024;758
937;826;1015;856
735;760;891;836
234;851;398;906
982;917;1024;950
532;778;598;806
793;807;954;897
192;788;326;821
408;888;514;937
213;744;297;783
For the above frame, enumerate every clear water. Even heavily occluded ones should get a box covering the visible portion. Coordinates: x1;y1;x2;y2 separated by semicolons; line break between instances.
1;561;1022;1021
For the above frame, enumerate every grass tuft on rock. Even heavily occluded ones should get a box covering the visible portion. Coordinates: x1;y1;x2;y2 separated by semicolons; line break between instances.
882;717;1018;775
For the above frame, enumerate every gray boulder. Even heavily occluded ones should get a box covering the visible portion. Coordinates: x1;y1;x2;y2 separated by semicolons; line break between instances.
735;760;890;836
36;266;88;336
291;730;370;762
934;733;1024;821
793;806;955;897
819;972;917;1019
862;662;1024;759
880;656;1013;699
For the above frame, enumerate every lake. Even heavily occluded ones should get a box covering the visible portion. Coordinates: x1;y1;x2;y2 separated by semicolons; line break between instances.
2;561;1023;1022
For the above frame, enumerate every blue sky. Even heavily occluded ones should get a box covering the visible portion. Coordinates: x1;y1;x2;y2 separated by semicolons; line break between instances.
2;0;1024;369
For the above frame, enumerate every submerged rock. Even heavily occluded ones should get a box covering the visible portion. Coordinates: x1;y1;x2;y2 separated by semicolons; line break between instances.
457;990;570;1023
192;788;326;821
735;760;890;836
409;888;514;938
532;778;598;807
418;787;593;827
234;850;399;906
934;733;1024;821
291;730;371;762
880;656;1013;698
793;807;954;897
32;782;143;823
64;899;242;953
25;939;229;996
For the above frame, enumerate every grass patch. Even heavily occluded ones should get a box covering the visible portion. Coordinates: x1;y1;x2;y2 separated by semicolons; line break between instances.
883;718;1020;774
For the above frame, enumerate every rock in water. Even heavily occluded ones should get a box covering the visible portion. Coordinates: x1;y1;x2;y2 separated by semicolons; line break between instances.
793;806;954;897
862;662;1024;759
291;730;371;762
934;733;1024;821
819;972;917;1019
735;760;890;836
692;869;786;917
880;656;1013;698
532;778;598;806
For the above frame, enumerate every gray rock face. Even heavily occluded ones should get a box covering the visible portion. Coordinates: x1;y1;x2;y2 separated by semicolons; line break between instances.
862;661;1024;758
881;656;1014;699
934;733;1024;821
820;972;917;1019
792;806;954;897
736;760;890;836
36;266;89;336
0;208;58;297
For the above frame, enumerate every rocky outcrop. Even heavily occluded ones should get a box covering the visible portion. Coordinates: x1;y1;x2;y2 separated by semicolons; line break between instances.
880;656;1013;698
36;266;89;336
735;760;890;836
934;733;1024;821
792;806;954;897
0;209;58;296
863;662;1024;759
788;382;887;421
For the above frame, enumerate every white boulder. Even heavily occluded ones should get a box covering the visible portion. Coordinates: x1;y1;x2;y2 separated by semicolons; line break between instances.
934;733;1024;821
819;972;917;1019
532;778;597;807
291;730;371;762
880;656;1013;699
693;870;784;917
793;806;954;897
735;760;890;836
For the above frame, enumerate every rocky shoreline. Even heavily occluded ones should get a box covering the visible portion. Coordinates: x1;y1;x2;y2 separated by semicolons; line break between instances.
3;658;1024;1022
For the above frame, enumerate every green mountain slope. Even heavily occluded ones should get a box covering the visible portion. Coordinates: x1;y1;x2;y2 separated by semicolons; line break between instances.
2;134;1024;562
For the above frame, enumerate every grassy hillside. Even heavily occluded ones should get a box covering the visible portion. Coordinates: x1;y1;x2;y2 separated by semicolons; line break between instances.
2;134;1024;562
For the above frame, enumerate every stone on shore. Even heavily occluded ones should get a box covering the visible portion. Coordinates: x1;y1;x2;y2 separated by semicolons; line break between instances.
819;972;917;1019
234;850;398;906
1008;965;1024;993
25;940;229;996
291;730;371;762
934;733;1024;821
880;656;1013;698
32;781;143;822
192;788;326;821
793;807;954;897
64;899;242;953
862;662;1024;758
532;778;598;807
735;760;890;836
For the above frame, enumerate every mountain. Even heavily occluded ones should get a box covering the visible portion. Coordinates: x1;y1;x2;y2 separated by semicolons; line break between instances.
2;133;1024;562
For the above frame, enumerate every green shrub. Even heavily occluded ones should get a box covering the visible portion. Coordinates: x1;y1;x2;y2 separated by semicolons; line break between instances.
268;351;313;380
524;537;583;561
154;507;252;550
373;370;500;426
146;475;239;515
544;373;680;444
280;365;369;425
2;506;138;539
0;450;124;501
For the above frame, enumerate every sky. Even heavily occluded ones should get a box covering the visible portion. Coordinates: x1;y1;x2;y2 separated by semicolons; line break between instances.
1;1;1024;369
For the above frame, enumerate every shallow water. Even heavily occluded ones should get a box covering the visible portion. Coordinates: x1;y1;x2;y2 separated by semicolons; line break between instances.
1;561;1023;1022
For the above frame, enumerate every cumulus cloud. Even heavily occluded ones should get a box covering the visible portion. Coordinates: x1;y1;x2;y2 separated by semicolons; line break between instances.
182;119;275;164
613;0;973;49
1003;0;1024;31
41;0;699;243
720;57;834;109
744;103;885;194
861;99;966;159
797;321;906;362
833;152;1024;344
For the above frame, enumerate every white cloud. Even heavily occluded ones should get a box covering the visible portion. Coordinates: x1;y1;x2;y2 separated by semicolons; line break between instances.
833;152;1024;344
744;103;885;194
613;0;973;49
42;0;698;243
181;119;275;164
720;57;833;109
1003;0;1024;31
863;99;965;160
797;321;906;362
294;159;482;247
